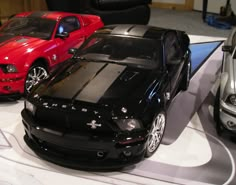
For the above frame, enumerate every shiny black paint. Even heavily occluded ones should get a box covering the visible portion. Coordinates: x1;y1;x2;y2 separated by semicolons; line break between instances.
22;25;191;169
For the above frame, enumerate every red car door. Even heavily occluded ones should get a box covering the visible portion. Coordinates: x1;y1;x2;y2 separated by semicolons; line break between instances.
54;16;85;64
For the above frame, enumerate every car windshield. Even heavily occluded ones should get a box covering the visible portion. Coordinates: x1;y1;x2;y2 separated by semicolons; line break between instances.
76;34;161;69
0;17;56;40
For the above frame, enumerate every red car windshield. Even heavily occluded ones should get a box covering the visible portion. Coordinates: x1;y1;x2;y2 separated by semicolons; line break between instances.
0;17;56;40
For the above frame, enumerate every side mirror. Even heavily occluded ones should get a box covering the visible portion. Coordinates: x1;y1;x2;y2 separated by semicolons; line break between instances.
56;32;69;39
222;45;233;53
68;48;78;55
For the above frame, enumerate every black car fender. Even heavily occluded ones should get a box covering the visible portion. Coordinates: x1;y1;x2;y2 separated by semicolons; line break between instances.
141;92;166;127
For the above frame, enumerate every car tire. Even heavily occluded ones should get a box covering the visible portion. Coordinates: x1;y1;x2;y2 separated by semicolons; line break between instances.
8;95;22;101
214;87;224;136
145;111;166;158
24;63;48;95
181;60;191;91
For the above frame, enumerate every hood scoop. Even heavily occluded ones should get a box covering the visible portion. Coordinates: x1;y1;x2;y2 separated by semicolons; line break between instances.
16;38;29;43
120;71;139;82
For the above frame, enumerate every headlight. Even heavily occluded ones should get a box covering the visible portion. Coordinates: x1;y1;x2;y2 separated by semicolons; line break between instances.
1;64;18;73
25;100;36;115
227;94;236;106
115;119;142;131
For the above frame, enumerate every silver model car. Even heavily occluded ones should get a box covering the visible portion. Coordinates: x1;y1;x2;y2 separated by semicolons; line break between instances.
214;28;236;136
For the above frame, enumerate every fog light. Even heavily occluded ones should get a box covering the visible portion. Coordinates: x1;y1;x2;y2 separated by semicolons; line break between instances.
227;121;236;128
123;151;132;157
3;86;11;91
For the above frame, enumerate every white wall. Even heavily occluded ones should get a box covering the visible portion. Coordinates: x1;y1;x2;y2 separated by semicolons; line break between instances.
152;0;185;4
231;0;236;13
152;0;236;14
193;0;226;13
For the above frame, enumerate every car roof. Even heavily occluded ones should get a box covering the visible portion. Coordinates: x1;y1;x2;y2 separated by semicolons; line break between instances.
15;11;78;21
95;24;178;40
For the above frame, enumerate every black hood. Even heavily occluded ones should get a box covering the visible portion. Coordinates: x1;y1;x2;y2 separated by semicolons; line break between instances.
33;61;157;105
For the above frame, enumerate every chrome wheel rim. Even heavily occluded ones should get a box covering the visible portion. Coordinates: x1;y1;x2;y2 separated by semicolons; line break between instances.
147;113;165;153
25;66;48;93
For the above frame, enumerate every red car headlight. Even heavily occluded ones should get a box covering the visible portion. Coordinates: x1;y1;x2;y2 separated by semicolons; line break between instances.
1;64;18;73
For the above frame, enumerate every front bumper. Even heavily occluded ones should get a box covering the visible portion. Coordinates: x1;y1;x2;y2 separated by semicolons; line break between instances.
22;110;147;170
219;100;236;134
0;72;26;95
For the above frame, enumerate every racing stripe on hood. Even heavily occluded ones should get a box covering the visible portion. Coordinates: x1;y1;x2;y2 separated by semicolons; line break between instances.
111;25;149;37
75;64;126;103
0;35;17;47
47;62;106;99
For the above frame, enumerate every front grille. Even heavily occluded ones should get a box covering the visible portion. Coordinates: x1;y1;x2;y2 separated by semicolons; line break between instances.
32;134;108;161
35;107;114;133
36;108;67;128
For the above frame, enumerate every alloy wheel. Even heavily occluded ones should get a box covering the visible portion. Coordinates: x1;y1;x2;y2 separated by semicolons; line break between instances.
25;66;48;93
147;112;166;154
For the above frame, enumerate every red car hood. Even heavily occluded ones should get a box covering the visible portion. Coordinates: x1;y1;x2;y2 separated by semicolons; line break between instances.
0;34;46;62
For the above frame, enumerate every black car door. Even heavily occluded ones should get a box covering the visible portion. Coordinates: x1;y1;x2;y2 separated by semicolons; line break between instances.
164;31;185;97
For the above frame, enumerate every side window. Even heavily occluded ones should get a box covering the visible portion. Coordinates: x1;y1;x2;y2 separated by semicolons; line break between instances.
164;32;182;65
57;16;80;34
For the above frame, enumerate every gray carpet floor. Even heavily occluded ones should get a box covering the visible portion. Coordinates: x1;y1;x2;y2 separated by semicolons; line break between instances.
149;8;233;38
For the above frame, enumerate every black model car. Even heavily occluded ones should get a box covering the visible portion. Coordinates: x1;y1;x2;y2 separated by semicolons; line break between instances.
21;24;191;169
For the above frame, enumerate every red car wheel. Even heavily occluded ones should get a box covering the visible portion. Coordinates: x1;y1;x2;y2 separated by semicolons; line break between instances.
25;64;48;94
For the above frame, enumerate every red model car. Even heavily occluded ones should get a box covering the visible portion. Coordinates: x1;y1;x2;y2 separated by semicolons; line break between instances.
0;11;103;99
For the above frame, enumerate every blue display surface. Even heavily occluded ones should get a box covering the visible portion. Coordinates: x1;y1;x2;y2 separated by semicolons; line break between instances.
190;41;222;74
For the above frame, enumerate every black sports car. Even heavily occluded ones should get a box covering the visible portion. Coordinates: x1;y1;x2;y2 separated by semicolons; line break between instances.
21;24;191;170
